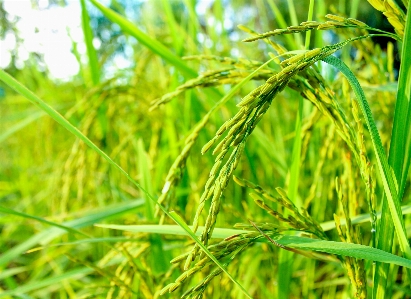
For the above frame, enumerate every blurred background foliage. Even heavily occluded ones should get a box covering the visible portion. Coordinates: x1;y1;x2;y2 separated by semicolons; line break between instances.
0;0;396;78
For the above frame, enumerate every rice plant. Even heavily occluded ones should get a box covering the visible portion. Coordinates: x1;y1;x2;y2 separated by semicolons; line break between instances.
0;0;410;298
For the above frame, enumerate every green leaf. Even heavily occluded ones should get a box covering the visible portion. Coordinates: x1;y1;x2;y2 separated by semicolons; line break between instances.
88;0;196;78
95;224;249;238
0;268;93;297
321;55;411;259
373;0;411;296
136;139;155;220
319;205;411;232
97;204;411;236
0;110;44;143
80;0;100;85
0;206;90;239
0;200;144;266
96;224;411;269
276;235;411;269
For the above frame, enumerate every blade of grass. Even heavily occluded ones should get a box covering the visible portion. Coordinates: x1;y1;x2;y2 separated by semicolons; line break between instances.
96;224;249;238
135;138;169;274
0;199;144;266
160;0;183;55
286;0;302;48
349;0;360;18
88;0;224;114
0;267;27;281
0;69;253;298
181;0;200;47
80;0;100;85
94;224;411;270
266;0;298;50
320;205;411;232
314;0;326;49
288;97;303;205
88;0;196;78
277;94;302;299
390;0;411;207
97;204;411;236
252;127;287;177
304;0;315;49
136;139;155;220
28;237;143;253
278;3;315;297
373;1;411;296
321;55;411;259
0;110;44;143
275;236;411;269
0;268;93;297
0;206;90;239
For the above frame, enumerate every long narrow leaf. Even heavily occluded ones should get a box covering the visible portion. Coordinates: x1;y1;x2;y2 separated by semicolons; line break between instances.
0;110;44;143
0;200;144;266
0;206;90;239
80;0;100;85
321;55;411;259
88;0;196;78
0;69;253;298
96;224;249;238
390;0;411;199
0;268;93;297
95;224;411;269
276;236;411;269
98;204;411;236
373;1;411;296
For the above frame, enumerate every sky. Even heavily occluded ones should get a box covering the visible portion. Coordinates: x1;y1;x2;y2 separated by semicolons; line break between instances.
0;0;238;81
0;0;109;80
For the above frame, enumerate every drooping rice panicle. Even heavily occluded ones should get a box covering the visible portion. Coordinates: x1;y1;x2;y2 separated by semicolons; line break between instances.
367;0;406;37
184;35;376;268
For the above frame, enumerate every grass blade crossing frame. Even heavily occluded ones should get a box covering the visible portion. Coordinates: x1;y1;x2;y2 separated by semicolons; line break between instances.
88;0;196;78
321;55;411;260
0;69;254;299
373;1;411;295
96;224;411;270
80;0;100;85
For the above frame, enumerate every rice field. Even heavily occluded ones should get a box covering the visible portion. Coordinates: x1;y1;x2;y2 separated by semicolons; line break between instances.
0;0;410;298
